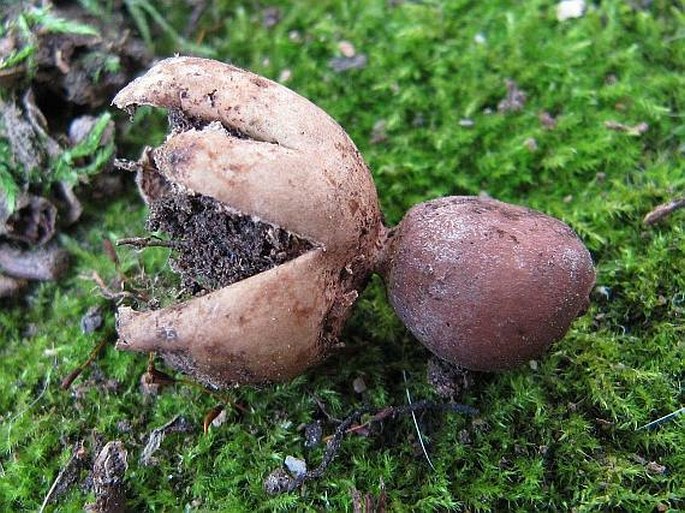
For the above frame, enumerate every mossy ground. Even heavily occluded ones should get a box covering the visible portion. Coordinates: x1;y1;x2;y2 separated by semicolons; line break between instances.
1;1;683;511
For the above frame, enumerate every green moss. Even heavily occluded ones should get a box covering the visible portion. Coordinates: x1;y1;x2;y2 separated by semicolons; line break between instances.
1;0;684;511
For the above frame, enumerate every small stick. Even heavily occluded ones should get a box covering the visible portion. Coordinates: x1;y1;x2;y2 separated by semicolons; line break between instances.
144;355;247;415
183;0;208;38
90;270;146;303
102;239;120;269
643;198;685;225
312;394;342;423
60;339;109;390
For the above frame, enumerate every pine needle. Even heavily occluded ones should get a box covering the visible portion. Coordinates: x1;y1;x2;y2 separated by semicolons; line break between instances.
403;370;436;472
637;407;685;431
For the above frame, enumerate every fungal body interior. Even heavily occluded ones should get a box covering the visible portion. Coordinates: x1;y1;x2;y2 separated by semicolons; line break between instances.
113;57;595;390
113;57;385;389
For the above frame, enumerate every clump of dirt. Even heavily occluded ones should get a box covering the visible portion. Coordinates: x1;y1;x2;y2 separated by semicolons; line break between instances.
147;185;315;294
426;356;473;400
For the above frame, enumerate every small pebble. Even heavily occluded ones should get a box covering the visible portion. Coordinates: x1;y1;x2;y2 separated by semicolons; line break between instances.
278;68;292;82
338;40;356;58
353;376;367;394
370;120;388;144
211;409;228;428
556;0;586;21
262;7;281;28
539;111;557;130
646;461;666;475
284;455;307;478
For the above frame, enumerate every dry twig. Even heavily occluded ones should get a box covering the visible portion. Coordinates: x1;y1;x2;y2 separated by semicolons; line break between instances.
643;198;685;225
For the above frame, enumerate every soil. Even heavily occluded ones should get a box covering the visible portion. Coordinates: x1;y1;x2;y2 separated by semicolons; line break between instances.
146;184;314;294
426;356;473;400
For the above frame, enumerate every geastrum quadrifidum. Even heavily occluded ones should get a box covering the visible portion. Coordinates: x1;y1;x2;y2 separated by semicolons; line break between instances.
113;57;595;390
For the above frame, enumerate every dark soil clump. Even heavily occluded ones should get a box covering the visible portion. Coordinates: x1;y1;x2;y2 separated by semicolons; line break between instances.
427;356;473;400
147;187;314;293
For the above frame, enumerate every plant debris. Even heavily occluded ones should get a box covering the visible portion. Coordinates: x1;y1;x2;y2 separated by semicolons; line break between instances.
0;2;149;105
304;420;323;449
329;54;368;72
140;416;194;466
60;339;108;390
84;441;128;513
351;482;387;513
80;306;103;334
643;197;685;225
0;1;150;296
39;440;90;512
0;273;26;298
264;400;478;495
263;468;295;496
139;358;178;396
539;111;557;130
0;192;57;245
497;79;527;113
203;405;226;434
604;120;649;136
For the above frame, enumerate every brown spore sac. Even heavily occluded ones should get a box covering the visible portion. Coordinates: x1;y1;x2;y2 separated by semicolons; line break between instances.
147;187;314;293
383;196;595;372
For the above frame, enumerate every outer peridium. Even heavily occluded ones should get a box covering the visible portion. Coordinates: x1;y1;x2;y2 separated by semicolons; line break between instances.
113;57;386;388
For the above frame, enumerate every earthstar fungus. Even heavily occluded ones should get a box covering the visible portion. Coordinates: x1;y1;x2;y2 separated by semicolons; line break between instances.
113;57;595;389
